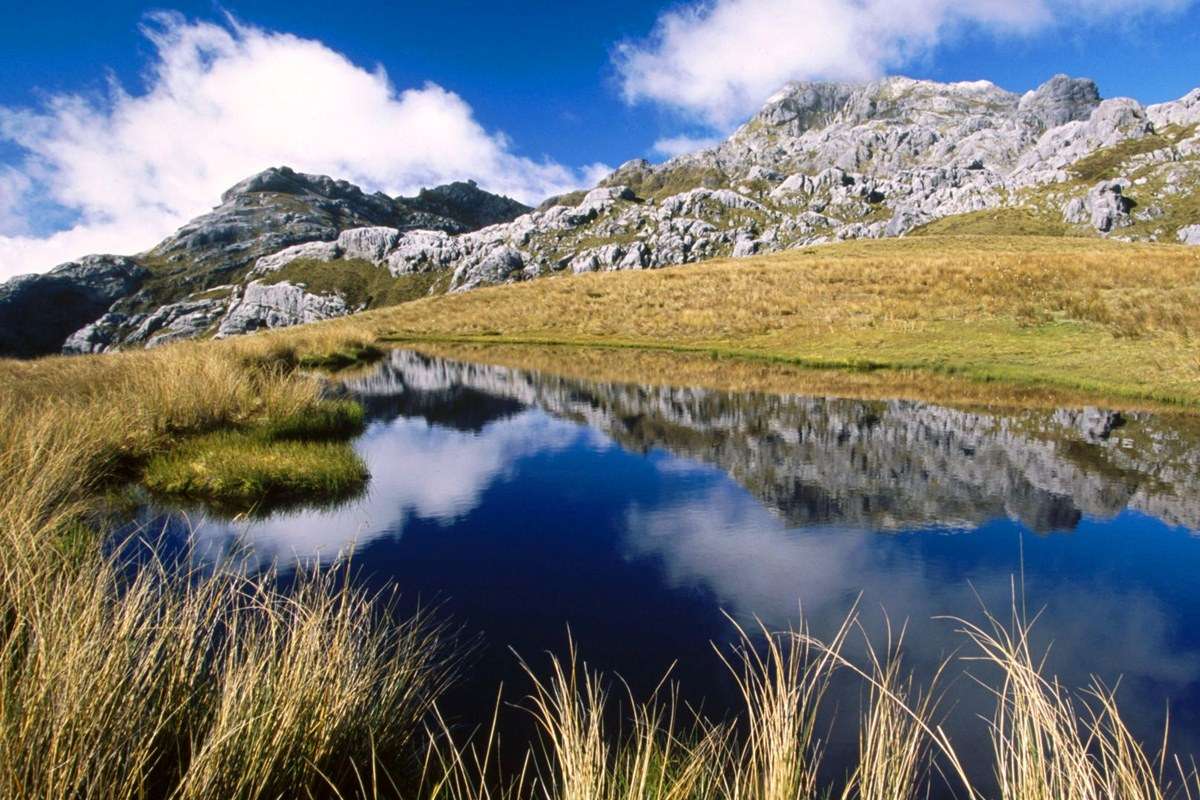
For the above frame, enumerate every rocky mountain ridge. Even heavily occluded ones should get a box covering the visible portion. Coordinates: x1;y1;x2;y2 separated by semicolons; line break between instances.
0;169;530;356
3;74;1200;357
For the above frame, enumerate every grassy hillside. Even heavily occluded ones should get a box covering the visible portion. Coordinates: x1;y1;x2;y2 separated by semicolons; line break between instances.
4;234;1200;796
351;235;1200;408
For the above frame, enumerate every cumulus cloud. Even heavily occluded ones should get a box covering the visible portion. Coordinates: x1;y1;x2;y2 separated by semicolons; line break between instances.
616;0;1194;128
0;13;605;279
652;134;723;159
0;168;32;237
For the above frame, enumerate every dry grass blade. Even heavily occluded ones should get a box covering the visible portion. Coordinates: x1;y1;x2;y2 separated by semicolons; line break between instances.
843;618;944;800
716;611;857;800
950;586;1173;800
0;328;454;800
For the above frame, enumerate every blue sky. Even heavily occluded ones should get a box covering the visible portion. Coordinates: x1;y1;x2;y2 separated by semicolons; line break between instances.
1;0;1199;276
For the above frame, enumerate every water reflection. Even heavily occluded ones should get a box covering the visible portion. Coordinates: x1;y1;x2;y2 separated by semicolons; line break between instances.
127;348;1200;783
346;350;1200;533
185;410;600;572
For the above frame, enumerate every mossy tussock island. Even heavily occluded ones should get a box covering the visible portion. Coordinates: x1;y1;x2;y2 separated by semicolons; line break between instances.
141;399;368;512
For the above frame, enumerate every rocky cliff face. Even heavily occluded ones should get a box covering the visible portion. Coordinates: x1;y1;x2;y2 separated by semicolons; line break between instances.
3;75;1200;357
403;74;1194;288
0;256;148;357
348;350;1200;533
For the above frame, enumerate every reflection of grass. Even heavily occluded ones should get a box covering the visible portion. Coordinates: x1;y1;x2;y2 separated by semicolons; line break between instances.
297;341;384;371
409;340;1195;414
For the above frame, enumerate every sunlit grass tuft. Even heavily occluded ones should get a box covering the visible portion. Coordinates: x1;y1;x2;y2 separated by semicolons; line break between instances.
141;429;368;510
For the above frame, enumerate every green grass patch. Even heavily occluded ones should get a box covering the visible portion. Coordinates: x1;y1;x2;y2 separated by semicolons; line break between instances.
142;430;368;512
262;258;449;309
1069;124;1196;183
538;189;588;210
1122;170;1200;242
261;399;366;440
912;206;1078;237
187;285;235;302
607;164;731;200
141;398;369;511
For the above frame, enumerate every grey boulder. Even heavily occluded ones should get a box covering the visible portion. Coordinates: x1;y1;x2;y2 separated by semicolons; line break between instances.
1178;224;1200;245
216;281;355;337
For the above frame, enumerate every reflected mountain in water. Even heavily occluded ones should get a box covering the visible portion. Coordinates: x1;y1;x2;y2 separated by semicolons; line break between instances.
347;350;1200;533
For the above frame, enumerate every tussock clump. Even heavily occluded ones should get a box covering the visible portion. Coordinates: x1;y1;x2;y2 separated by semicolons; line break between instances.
141;430;369;511
0;359;450;799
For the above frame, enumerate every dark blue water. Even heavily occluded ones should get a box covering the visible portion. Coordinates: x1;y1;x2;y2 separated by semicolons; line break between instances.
125;349;1200;790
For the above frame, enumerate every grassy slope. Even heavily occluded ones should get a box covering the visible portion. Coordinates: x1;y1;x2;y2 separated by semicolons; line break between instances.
262;257;450;308
343;235;1200;408
5;235;1200;797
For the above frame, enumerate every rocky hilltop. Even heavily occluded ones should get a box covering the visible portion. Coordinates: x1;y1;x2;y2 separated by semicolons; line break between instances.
0;169;529;356
3;74;1200;357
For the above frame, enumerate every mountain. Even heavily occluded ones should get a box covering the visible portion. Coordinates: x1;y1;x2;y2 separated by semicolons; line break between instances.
2;74;1199;358
0;168;529;356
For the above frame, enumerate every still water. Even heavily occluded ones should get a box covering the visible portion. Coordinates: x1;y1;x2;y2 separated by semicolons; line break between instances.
125;349;1200;788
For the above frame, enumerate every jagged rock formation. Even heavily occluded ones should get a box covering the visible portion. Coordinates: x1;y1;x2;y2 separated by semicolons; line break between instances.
216;281;356;337
5;168;529;357
260;75;1198;297
347;350;1200;533
3;75;1200;357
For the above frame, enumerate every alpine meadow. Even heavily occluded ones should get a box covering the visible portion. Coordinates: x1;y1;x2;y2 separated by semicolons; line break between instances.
4;6;1200;799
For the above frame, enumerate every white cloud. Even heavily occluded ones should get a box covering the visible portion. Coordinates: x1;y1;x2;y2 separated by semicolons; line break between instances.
616;0;1194;128
651;134;723;159
0;13;605;280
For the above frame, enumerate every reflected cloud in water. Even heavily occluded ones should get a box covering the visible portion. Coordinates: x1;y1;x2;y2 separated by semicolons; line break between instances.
622;476;1200;752
187;410;601;571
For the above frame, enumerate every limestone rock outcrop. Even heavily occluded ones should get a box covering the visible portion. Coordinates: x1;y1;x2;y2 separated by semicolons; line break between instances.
216;281;356;338
0;168;528;356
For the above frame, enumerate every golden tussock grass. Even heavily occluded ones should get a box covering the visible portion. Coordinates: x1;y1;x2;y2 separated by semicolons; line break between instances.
349;235;1200;409
426;602;1200;800
0;324;452;799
